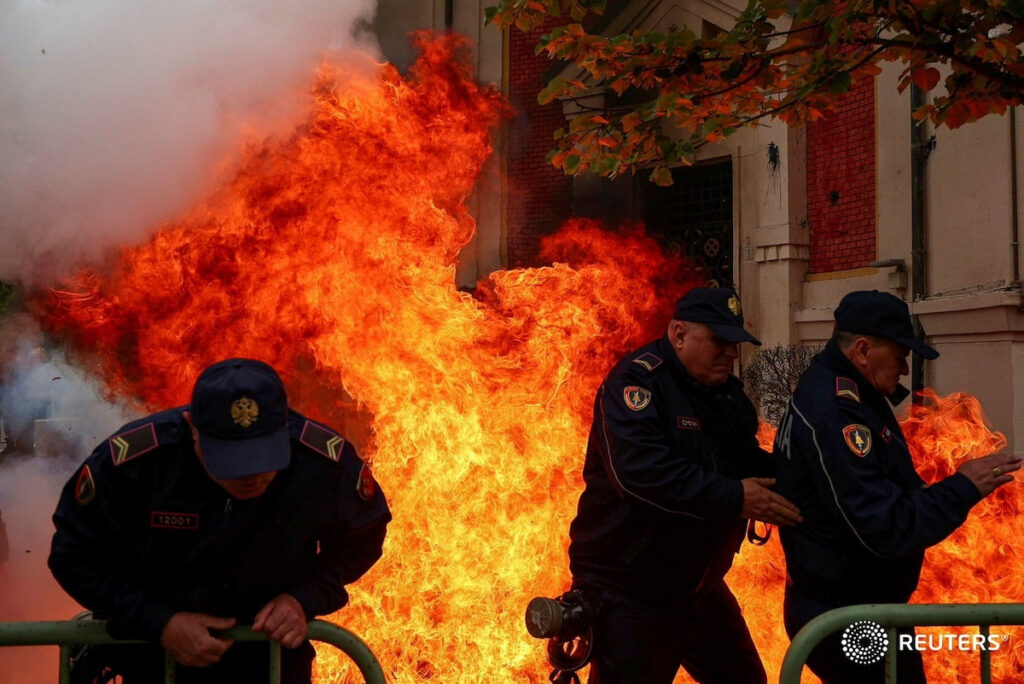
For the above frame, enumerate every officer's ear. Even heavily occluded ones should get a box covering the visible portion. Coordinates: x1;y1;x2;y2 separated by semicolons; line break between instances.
183;411;199;441
848;336;874;368
668;319;687;349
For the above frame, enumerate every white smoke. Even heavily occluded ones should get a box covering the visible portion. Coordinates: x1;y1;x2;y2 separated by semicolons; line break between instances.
0;0;380;288
0;313;143;682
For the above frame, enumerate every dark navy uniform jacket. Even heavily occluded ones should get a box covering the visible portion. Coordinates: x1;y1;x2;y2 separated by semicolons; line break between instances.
568;336;774;608
774;341;981;607
49;407;391;644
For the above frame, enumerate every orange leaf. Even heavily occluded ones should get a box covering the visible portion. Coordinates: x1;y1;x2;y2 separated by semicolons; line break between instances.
911;67;941;91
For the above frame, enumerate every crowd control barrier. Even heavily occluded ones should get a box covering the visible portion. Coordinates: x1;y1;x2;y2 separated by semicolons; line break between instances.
779;602;1024;684
0;616;387;683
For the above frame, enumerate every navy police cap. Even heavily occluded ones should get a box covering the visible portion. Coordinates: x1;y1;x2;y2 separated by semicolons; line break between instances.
673;287;761;345
190;358;291;480
834;290;939;359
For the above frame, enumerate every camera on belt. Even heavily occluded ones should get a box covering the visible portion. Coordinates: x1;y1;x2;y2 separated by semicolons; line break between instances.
524;589;598;675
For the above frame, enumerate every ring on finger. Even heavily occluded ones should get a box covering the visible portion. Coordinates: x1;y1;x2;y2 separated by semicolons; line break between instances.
993;467;1002;476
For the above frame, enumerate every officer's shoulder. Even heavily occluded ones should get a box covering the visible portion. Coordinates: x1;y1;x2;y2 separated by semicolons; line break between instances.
288;410;352;465
104;408;186;468
613;342;666;379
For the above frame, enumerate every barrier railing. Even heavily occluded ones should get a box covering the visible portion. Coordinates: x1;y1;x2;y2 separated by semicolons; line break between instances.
779;603;1024;684
0;617;387;684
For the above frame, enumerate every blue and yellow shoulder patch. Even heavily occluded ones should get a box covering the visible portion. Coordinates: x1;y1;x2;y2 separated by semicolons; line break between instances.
299;420;346;462
835;377;860;403
109;423;159;467
631;352;663;372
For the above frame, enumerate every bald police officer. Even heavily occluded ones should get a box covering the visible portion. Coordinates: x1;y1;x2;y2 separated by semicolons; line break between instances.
568;287;802;684
49;358;391;683
774;291;1020;683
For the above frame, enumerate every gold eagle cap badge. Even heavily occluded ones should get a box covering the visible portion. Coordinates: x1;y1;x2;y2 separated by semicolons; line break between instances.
231;397;259;428
727;295;741;316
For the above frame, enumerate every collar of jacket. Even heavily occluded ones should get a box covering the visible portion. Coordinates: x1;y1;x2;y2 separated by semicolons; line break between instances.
822;340;911;407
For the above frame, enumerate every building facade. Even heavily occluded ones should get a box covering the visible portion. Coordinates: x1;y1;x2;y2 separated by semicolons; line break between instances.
376;0;1024;451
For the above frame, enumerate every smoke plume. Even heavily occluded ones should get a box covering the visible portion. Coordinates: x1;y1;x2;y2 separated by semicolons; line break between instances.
0;0;380;288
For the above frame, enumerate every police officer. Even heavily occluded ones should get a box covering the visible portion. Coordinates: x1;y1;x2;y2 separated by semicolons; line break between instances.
774;291;1020;683
568;287;803;684
49;358;392;683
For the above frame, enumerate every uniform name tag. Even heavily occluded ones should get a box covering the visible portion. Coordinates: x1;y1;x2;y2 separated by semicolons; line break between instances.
677;416;701;430
150;511;199;530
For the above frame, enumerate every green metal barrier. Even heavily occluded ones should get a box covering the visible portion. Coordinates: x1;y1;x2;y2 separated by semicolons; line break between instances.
0;618;387;684
779;603;1024;684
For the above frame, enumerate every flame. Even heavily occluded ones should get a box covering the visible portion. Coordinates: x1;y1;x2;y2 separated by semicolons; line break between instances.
38;32;698;682
33;33;1024;683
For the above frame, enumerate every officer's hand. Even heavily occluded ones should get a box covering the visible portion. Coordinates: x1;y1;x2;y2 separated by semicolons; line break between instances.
253;594;308;649
740;477;803;527
957;453;1023;497
160;612;236;667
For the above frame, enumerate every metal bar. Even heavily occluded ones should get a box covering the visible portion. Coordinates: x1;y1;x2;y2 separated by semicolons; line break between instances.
885;626;898;683
58;644;72;684
165;649;177;683
0;619;387;684
270;639;281;684
779;603;1024;684
980;624;991;684
307;621;388;684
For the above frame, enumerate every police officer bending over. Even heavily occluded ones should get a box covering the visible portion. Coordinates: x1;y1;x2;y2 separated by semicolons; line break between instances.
49;358;391;683
567;287;802;684
774;291;1021;683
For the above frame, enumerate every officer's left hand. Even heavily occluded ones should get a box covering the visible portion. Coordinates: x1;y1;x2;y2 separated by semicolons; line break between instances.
740;477;803;526
253;594;308;649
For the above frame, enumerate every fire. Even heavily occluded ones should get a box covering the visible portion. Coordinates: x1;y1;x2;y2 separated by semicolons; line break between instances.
32;32;1024;683
38;32;696;682
738;390;1024;683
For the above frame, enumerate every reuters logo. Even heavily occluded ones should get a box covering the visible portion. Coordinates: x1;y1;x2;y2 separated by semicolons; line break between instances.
841;620;889;665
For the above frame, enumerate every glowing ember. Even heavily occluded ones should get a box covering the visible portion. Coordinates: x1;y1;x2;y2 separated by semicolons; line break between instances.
34;32;1024;683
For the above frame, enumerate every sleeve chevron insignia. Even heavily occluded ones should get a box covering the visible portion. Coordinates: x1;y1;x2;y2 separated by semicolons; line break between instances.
299;421;346;462
109;423;159;466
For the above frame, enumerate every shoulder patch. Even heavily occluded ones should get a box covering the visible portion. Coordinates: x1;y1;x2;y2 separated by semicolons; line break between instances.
356;463;377;501
623;386;652;411
835;377;860;403
74;465;96;505
110;423;159;467
842;424;873;457
631;352;663;372
299;421;346;462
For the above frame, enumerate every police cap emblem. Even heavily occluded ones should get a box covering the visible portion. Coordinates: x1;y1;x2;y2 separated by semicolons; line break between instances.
231;397;259;428
727;295;741;316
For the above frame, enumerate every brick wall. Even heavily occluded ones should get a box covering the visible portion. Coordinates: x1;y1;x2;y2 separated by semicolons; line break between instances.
806;76;877;273
506;20;574;267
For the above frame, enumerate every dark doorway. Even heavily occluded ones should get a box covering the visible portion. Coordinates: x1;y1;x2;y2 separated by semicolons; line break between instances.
642;160;734;288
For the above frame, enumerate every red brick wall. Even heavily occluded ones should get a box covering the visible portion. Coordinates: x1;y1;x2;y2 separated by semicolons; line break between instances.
806;76;877;273
506;20;574;267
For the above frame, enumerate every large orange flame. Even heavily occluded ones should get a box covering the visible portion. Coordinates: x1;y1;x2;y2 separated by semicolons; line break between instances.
35;33;1024;683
